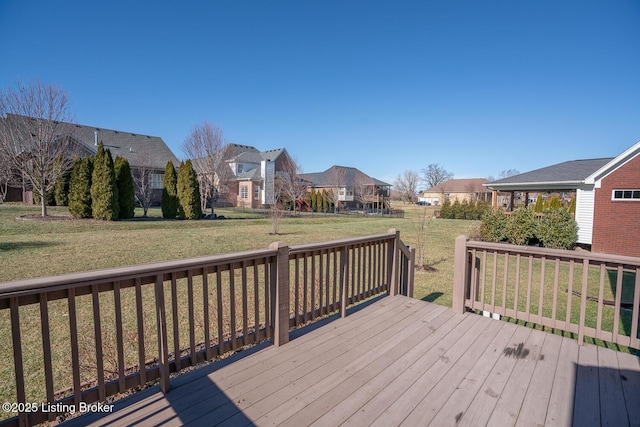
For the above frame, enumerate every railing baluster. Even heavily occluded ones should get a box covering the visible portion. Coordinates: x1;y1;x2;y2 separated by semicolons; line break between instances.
514;254;521;316
332;249;338;311
631;267;640;349
319;249;324;315
294;255;300;326
578;259;590;345
39;293;55;420
154;274;170;393
242;261;249;346
596;263;606;339
68;287;81;407
613;265;624;344
526;255;533;321
216;268;224;354
254;263;261;340
202;269;211;360
566;260;575;328
310;252;316;320
303;254;308;323
91;284;106;402
229;265;237;351
552;258;560;326
171;273;180;372
538;257;546;321
113;281;125;392
490;252;498;310
135;278;146;385
10;297;27;426
187;270;196;366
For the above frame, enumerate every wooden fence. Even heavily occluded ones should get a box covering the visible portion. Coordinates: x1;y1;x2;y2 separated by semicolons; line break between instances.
0;229;413;426
453;235;640;350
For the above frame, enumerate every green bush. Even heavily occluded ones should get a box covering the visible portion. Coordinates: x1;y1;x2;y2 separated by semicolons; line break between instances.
533;196;544;213
506;207;537;246
68;157;93;218
161;161;179;219
91;142;119;221
439;199;452;218
537;208;578;249
114;156;135;219
54;169;71;206
479;208;508;242
177;160;202;220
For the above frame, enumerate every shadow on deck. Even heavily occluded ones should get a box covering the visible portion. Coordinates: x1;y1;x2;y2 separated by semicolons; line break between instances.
66;296;640;426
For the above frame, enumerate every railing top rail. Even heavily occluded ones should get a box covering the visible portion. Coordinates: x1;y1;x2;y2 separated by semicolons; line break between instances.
465;238;640;267
289;231;396;255
0;247;278;297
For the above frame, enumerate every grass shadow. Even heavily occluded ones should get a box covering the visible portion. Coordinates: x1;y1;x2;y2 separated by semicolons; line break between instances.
422;292;444;303
0;241;58;252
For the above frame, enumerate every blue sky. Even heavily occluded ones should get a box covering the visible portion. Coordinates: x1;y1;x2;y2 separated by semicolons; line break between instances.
1;1;639;186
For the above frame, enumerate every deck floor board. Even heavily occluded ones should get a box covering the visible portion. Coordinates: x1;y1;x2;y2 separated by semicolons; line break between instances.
67;295;640;427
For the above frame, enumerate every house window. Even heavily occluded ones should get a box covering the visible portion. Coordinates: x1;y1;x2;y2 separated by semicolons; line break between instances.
612;189;640;200
150;173;163;189
254;186;260;200
240;185;249;199
237;164;244;174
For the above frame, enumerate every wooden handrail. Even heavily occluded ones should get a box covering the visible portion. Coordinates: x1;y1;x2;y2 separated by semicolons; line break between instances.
0;230;414;426
452;235;640;349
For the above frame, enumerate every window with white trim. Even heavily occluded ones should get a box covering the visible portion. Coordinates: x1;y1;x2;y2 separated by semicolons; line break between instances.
150;173;163;189
254;186;260;200
612;189;640;200
240;185;249;199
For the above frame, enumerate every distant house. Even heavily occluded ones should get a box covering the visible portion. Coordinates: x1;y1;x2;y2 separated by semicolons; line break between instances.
299;165;391;211
419;178;491;206
2;114;179;205
486;141;640;257
200;143;294;209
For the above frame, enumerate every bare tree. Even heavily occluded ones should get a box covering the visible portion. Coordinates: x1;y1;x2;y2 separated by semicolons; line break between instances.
354;172;378;212
393;170;420;204
421;163;453;189
0;150;15;203
275;155;306;215
0;81;77;216
182;121;230;216
324;166;349;213
132;149;154;217
499;169;520;179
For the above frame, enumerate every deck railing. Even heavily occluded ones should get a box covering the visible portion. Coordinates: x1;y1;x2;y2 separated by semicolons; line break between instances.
0;229;413;427
453;235;640;350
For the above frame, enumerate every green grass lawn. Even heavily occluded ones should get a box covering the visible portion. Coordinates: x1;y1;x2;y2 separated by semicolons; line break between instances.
0;203;477;306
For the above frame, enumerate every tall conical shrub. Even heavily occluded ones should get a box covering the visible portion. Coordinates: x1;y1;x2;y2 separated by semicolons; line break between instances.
91;142;119;220
68;157;93;218
177;160;202;219
162;160;179;219
114;156;135;219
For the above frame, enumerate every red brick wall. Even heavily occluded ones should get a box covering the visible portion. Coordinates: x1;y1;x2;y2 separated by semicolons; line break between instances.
592;154;640;257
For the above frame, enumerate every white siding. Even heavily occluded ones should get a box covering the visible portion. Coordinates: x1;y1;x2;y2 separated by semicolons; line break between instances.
575;186;595;244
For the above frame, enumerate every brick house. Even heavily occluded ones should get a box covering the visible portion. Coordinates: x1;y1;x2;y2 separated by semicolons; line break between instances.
202;144;294;209
419;178;491;206
486;141;640;257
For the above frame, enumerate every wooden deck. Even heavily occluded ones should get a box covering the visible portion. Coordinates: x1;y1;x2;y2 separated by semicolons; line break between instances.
68;295;640;427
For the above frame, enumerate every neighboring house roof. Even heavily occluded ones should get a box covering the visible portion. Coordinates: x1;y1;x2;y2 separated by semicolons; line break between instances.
224;144;287;164
2;114;179;170
235;168;263;181
300;165;391;188
485;158;614;191
423;178;489;194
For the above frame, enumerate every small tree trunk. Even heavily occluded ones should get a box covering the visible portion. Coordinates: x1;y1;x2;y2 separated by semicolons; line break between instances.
40;190;47;216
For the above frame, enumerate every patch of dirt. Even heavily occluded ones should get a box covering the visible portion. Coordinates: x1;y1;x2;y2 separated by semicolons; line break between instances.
16;214;73;221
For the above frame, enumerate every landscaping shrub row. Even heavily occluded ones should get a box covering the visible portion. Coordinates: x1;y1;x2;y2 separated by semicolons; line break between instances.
438;200;492;220
479;206;578;250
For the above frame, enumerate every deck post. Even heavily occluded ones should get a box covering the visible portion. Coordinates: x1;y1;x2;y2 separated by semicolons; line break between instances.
388;228;400;296
270;242;290;347
452;235;469;314
407;246;416;298
154;274;170;393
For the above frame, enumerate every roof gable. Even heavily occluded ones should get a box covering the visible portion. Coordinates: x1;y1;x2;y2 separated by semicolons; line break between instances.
299;165;391;187
585;140;640;185
2;114;179;170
